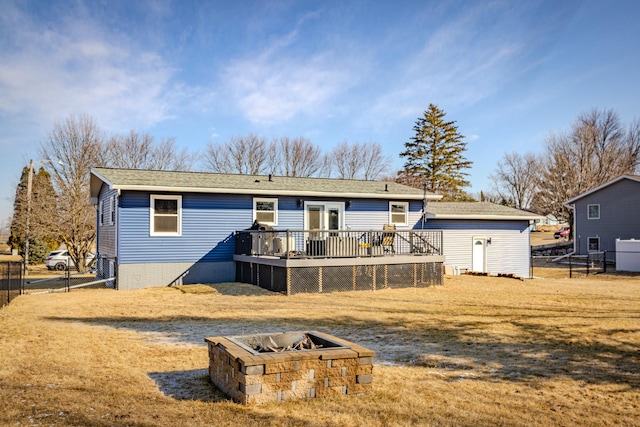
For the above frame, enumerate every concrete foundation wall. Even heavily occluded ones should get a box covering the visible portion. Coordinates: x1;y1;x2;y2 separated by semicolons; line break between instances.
117;261;235;290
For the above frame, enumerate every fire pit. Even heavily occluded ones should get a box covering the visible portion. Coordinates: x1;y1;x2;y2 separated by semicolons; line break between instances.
205;331;374;404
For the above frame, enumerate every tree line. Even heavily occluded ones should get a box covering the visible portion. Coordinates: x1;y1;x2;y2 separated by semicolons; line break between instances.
11;106;637;268
490;108;640;228
8;114;397;268
203;135;392;180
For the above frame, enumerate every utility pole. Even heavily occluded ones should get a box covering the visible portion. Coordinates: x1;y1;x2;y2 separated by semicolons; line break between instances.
24;159;34;276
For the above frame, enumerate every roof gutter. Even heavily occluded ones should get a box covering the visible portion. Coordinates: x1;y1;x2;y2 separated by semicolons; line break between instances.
564;202;577;254
103;183;440;201
90;169;443;201
426;214;542;221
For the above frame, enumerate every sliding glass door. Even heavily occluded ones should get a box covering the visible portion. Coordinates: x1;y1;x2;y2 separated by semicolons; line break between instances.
305;202;344;236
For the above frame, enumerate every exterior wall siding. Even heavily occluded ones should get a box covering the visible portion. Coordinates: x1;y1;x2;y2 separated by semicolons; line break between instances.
573;179;640;256
423;219;531;278
345;199;424;230
105;188;534;286
117;193;423;265
113;192;424;288
118;191;253;264
277;197;304;229
97;184;118;258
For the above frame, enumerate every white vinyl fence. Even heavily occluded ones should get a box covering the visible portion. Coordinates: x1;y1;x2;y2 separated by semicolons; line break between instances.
615;239;640;272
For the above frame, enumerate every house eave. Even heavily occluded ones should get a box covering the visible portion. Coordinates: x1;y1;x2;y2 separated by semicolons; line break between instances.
90;170;114;198
107;184;441;200
426;214;542;221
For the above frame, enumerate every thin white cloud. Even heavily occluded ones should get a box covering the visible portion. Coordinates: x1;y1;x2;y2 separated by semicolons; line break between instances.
366;4;528;123
0;3;179;133
221;13;361;127
223;52;355;125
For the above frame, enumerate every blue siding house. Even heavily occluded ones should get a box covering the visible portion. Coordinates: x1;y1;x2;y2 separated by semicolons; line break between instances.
90;168;540;291
90;168;445;291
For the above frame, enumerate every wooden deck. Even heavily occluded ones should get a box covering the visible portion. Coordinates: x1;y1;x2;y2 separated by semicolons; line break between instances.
234;229;444;294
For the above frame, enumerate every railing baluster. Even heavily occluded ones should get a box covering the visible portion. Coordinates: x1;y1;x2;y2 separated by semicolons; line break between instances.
235;229;443;259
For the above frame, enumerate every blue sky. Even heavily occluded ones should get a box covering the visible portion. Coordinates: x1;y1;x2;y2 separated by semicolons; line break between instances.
1;0;639;226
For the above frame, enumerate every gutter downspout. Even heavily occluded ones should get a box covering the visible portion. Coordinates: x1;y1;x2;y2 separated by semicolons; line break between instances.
115;189;120;290
551;251;576;263
421;183;427;230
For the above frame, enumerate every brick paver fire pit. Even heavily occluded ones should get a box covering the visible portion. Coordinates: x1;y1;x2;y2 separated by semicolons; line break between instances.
205;331;374;404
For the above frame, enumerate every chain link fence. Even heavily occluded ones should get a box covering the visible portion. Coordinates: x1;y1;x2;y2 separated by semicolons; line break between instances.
1;261;23;307
24;256;117;294
531;251;608;278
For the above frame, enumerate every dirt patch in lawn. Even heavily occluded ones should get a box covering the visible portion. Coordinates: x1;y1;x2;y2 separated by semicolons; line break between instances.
1;274;639;426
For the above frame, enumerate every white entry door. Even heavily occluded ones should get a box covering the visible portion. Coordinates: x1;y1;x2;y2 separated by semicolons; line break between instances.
305;202;344;234
472;238;487;272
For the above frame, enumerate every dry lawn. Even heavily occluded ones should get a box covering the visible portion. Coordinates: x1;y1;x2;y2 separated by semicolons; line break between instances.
530;230;562;247
1;271;639;426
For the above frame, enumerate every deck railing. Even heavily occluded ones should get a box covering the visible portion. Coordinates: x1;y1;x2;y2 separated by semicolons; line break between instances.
235;229;443;259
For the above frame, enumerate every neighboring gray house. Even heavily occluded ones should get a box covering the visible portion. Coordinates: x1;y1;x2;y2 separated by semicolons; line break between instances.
422;202;541;278
532;214;563;230
564;175;640;260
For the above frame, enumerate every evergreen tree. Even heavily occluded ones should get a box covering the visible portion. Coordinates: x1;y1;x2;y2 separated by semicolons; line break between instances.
398;104;472;200
9;166;33;252
9;166;59;259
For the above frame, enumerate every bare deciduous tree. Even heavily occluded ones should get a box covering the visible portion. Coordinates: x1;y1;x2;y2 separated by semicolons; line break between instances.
330;142;360;180
38;114;103;270
489;151;539;210
203;134;269;175
627;118;640;170
360;142;392;180
104;130;153;169
330;141;391;180
104;130;195;171
146;137;196;171
269;137;323;177
532;109;640;222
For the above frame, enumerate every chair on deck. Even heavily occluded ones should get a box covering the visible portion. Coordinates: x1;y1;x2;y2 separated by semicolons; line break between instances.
381;224;396;254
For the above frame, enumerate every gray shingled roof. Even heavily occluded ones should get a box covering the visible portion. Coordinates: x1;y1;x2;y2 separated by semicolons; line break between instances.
90;168;441;200
427;202;541;220
564;174;640;205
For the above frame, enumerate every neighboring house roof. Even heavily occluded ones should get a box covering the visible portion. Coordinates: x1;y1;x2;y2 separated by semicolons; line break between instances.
90;168;443;201
563;174;640;206
426;202;542;220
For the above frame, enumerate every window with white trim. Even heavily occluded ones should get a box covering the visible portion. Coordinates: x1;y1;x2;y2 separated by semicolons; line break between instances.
150;195;182;236
587;204;600;220
588;237;600;252
389;201;408;226
98;201;104;226
109;195;116;225
253;198;278;225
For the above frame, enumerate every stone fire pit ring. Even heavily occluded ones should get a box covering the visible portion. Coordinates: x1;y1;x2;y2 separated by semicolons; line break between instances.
205;331;375;404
